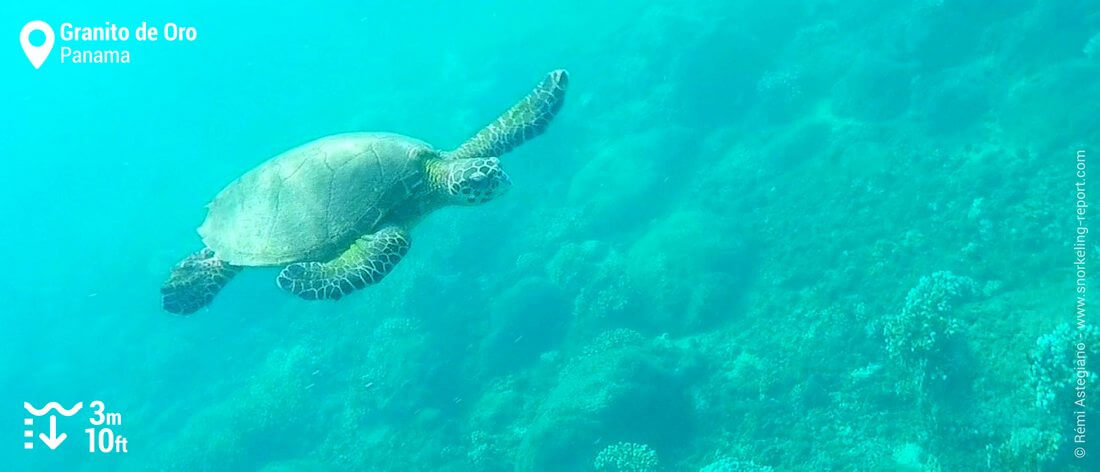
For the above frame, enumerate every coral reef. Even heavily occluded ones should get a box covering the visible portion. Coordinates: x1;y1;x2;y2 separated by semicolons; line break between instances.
882;271;978;383
593;442;661;472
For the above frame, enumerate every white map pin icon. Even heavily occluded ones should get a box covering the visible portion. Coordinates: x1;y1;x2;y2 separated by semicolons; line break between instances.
20;21;55;69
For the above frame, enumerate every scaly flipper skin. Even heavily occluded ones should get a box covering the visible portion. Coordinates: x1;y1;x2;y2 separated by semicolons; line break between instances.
161;248;242;315
276;226;411;301
445;69;569;160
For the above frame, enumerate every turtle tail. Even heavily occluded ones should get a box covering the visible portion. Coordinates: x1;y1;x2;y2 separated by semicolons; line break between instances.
445;69;569;160
160;248;241;315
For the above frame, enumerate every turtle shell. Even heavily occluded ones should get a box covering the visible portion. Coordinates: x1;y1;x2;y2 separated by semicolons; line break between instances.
198;132;430;266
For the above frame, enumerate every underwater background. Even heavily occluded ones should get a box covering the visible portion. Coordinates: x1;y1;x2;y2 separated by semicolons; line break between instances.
2;0;1100;470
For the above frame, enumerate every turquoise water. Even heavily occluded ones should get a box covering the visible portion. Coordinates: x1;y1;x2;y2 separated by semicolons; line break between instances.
3;0;1099;470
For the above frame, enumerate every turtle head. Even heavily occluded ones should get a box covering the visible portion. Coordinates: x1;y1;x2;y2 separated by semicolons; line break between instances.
432;157;512;205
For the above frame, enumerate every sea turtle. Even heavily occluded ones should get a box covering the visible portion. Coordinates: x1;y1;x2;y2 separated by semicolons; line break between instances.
161;69;569;314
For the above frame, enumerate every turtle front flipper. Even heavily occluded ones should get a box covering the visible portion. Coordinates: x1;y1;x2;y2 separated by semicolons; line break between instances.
446;69;569;160
161;248;242;315
276;226;411;301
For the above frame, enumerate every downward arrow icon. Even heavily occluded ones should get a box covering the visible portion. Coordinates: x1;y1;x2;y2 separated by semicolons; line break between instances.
38;416;66;450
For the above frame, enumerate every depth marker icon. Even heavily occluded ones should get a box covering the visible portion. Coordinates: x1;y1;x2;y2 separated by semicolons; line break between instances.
23;402;82;450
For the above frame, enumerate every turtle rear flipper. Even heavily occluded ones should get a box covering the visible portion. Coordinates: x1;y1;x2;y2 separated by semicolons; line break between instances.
161;249;241;315
446;69;569;160
276;226;410;301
